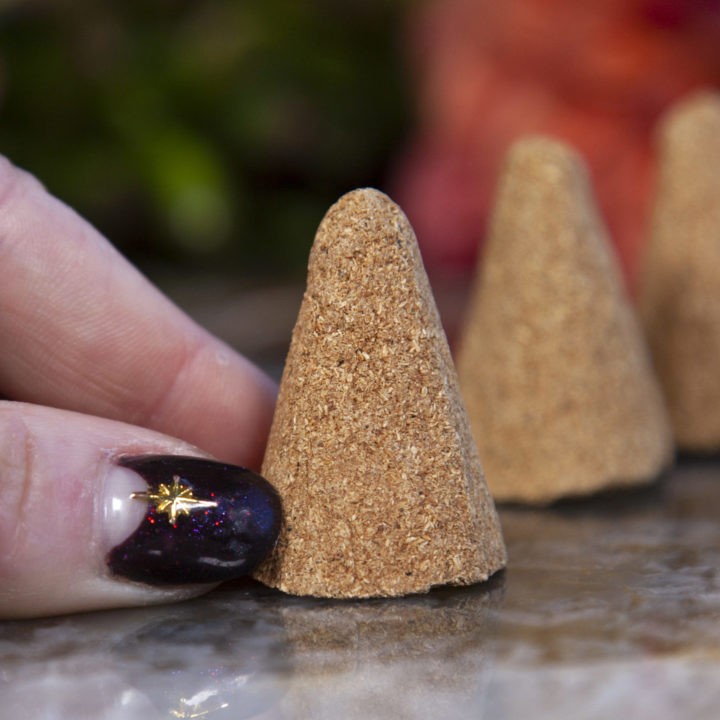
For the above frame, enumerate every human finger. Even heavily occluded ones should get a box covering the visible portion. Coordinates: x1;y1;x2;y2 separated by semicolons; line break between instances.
0;157;275;469
0;401;281;618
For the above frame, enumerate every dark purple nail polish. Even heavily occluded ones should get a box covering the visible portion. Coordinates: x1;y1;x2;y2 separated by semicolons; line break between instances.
107;456;281;586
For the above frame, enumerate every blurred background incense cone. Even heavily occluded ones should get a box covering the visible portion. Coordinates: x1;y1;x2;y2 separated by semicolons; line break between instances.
640;92;720;452
254;189;506;597
457;137;673;505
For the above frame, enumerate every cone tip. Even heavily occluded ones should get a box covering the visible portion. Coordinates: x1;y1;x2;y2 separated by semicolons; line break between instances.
333;187;396;212
499;135;589;195
506;135;582;170
658;89;720;145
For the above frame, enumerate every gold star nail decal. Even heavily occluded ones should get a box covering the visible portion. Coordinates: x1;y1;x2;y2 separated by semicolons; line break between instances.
131;475;218;524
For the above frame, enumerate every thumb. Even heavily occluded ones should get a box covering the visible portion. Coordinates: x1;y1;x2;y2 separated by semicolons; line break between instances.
0;402;281;618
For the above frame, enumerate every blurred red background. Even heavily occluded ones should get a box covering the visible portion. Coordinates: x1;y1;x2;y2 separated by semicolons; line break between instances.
392;0;720;293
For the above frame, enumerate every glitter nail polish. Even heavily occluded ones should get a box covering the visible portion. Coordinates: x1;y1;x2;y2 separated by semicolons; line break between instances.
107;455;281;586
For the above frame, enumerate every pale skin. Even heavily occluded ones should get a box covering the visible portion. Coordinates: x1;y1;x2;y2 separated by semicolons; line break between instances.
0;156;277;618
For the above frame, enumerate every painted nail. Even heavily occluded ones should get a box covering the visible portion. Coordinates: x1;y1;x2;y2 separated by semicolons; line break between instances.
104;455;281;586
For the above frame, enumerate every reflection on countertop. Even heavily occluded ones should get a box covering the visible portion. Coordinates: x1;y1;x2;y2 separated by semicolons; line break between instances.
1;461;719;719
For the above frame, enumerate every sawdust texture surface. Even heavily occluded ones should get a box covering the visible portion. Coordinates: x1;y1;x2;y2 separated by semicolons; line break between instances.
640;92;720;451
457;137;673;505
254;188;506;597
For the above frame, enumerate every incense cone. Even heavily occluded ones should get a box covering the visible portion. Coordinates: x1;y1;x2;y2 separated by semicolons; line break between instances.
457;137;672;505
254;189;506;597
640;92;720;451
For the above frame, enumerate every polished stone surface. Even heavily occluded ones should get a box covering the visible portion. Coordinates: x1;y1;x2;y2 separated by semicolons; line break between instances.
1;460;718;719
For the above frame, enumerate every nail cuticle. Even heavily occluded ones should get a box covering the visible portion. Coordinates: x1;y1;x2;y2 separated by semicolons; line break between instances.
105;455;281;587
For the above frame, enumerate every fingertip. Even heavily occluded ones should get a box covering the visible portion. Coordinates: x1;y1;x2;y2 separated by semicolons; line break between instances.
0;403;214;617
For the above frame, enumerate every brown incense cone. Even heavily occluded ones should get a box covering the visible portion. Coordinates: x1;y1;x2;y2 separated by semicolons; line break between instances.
640;92;720;451
457;137;672;505
254;188;506;597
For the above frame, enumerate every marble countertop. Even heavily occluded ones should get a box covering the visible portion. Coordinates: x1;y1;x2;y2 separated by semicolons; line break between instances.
1;460;718;720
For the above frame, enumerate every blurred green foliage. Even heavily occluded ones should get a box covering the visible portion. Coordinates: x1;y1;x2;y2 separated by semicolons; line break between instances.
0;0;410;275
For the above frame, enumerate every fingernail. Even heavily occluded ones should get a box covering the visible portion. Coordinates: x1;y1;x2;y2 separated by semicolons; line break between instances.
103;455;282;586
